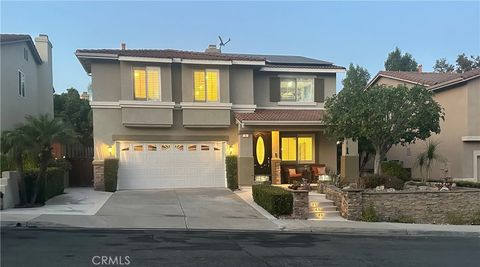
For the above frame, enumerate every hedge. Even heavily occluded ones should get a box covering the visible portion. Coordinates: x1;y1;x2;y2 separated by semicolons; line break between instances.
226;155;238;191
455;181;480;188
381;161;411;181
252;184;292;217
104;158;119;192
24;167;65;203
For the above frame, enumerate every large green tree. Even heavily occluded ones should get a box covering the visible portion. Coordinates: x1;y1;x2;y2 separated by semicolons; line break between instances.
325;84;444;175
341;64;374;171
433;54;480;73
384;47;418;71
54;88;92;145
433;58;455;73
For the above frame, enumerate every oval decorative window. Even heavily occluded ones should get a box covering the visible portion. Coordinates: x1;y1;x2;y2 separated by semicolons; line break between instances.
256;136;265;165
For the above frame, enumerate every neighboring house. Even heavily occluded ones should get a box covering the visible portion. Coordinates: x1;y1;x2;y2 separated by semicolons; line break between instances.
0;34;54;131
367;69;480;182
76;45;346;190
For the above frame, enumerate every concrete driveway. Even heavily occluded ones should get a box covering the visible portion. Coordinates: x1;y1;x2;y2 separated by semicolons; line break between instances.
94;188;277;230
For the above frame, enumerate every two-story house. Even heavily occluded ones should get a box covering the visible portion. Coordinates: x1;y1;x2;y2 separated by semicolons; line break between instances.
76;45;346;190
0;34;53;131
367;69;480;182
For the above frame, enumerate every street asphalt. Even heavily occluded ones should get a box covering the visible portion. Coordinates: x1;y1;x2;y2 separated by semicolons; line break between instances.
2;228;479;267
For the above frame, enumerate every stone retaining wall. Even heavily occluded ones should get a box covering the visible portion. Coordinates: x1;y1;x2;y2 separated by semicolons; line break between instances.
321;183;480;224
287;189;309;219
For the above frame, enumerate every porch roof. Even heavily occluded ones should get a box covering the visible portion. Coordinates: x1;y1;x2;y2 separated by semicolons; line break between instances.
234;109;326;125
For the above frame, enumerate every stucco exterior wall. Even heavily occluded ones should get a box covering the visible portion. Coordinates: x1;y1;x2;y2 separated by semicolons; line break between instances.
230;67;254;105
0;40;53;131
374;76;480;181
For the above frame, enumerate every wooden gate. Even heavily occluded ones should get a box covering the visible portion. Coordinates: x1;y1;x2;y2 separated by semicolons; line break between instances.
53;142;94;187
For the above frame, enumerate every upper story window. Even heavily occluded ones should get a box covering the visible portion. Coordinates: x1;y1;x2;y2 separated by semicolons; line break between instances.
133;67;161;101
280;78;314;102
194;69;219;102
23;48;28;61
18;70;25;97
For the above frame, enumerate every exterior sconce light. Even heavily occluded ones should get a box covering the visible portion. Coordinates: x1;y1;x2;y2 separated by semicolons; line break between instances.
108;145;113;157
242;134;249;138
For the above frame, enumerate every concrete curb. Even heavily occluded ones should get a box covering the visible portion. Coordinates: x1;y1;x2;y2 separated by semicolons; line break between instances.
2;220;479;238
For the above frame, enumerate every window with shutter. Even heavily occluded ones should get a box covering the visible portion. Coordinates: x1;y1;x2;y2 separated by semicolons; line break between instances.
279;77;314;102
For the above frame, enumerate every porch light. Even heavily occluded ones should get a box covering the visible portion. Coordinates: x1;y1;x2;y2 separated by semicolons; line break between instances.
229;145;233;155
108;145;113;157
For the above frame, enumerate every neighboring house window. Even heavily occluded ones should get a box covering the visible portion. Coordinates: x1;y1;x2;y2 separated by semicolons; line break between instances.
194;69;219;102
280;78;314;102
24;48;28;61
133;67;161;101
281;135;314;163
18;70;25;97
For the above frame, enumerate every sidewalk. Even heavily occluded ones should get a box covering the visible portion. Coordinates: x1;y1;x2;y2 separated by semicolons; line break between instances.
1;187;479;237
234;186;480;237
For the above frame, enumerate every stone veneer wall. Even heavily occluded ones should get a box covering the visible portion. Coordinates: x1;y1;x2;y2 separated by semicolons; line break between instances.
321;184;480;224
288;189;309;219
92;160;105;191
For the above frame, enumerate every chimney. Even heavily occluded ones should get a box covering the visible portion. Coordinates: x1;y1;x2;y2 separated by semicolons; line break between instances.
418;64;423;73
34;34;53;116
205;44;220;53
121;42;126;50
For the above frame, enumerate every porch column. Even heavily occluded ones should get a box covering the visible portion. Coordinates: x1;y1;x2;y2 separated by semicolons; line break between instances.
340;138;359;183
271;131;281;184
238;133;254;186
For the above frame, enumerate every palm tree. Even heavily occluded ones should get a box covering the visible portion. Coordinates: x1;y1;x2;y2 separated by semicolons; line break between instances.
21;114;75;204
415;140;445;182
1;128;31;204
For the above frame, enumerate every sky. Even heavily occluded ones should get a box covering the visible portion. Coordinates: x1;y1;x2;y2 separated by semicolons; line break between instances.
1;1;479;93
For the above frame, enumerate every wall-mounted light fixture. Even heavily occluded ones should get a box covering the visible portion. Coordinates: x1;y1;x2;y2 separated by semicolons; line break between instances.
229;145;233;155
242;134;249;138
108;145;113;157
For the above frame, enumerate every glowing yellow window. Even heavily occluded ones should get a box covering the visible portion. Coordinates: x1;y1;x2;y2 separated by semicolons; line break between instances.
281;137;297;161
134;69;146;100
134;67;160;100
298;137;313;162
147;68;160;100
194;70;218;102
206;70;218;101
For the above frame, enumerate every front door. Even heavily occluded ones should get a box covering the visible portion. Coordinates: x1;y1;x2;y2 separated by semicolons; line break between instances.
253;132;272;178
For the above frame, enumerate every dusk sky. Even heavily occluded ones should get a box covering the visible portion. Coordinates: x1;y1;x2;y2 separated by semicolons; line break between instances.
1;1;479;93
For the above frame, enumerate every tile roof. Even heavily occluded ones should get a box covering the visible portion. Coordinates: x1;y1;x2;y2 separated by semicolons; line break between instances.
371;69;480;90
76;49;265;61
378;71;460;86
234;109;325;122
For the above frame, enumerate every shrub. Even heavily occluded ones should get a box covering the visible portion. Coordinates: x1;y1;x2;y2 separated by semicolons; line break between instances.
225;155;238;191
446;212;466;225
455;181;480;188
49;158;72;172
252;184;292;217
357;175;404;190
104;158;119;192
471;211;480;225
24;167;64;203
381;161;410;181
362;204;378;222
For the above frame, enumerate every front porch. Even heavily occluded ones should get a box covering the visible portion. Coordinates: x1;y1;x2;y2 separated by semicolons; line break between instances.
234;109;359;186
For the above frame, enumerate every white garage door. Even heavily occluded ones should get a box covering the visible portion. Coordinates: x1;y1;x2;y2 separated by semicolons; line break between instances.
117;141;226;189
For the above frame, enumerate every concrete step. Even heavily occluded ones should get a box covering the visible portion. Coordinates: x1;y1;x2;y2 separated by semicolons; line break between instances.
308;210;345;220
309;205;337;212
